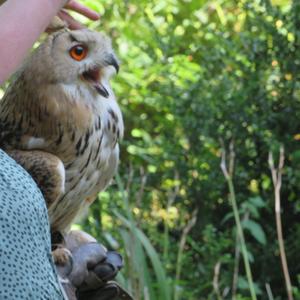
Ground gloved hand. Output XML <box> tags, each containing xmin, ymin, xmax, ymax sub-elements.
<box><xmin>54</xmin><ymin>230</ymin><xmax>133</xmax><ymax>300</ymax></box>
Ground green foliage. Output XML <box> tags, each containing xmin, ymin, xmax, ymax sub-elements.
<box><xmin>75</xmin><ymin>0</ymin><xmax>300</xmax><ymax>299</ymax></box>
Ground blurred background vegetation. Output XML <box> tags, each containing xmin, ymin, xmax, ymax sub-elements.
<box><xmin>2</xmin><ymin>0</ymin><xmax>300</xmax><ymax>299</ymax></box>
<box><xmin>77</xmin><ymin>0</ymin><xmax>300</xmax><ymax>299</ymax></box>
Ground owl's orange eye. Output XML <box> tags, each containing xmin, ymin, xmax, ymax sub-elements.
<box><xmin>69</xmin><ymin>45</ymin><xmax>88</xmax><ymax>61</ymax></box>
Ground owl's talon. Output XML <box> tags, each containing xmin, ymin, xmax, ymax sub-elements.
<box><xmin>53</xmin><ymin>247</ymin><xmax>72</xmax><ymax>266</ymax></box>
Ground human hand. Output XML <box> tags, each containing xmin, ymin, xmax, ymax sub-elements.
<box><xmin>55</xmin><ymin>230</ymin><xmax>133</xmax><ymax>300</ymax></box>
<box><xmin>59</xmin><ymin>0</ymin><xmax>100</xmax><ymax>29</ymax></box>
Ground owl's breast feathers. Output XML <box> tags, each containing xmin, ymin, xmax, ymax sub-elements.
<box><xmin>0</xmin><ymin>74</ymin><xmax>124</xmax><ymax>230</ymax></box>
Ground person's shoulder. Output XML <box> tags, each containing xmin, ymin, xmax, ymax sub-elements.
<box><xmin>0</xmin><ymin>149</ymin><xmax>47</xmax><ymax>215</ymax></box>
<box><xmin>0</xmin><ymin>149</ymin><xmax>39</xmax><ymax>190</ymax></box>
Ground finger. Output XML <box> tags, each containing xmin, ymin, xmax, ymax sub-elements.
<box><xmin>65</xmin><ymin>0</ymin><xmax>100</xmax><ymax>21</ymax></box>
<box><xmin>58</xmin><ymin>10</ymin><xmax>85</xmax><ymax>30</ymax></box>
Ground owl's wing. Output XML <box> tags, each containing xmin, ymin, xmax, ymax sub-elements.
<box><xmin>0</xmin><ymin>117</ymin><xmax>23</xmax><ymax>149</ymax></box>
<box><xmin>6</xmin><ymin>149</ymin><xmax>65</xmax><ymax>207</ymax></box>
<box><xmin>0</xmin><ymin>89</ymin><xmax>31</xmax><ymax>150</ymax></box>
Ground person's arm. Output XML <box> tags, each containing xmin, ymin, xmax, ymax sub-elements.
<box><xmin>0</xmin><ymin>0</ymin><xmax>67</xmax><ymax>84</ymax></box>
<box><xmin>0</xmin><ymin>0</ymin><xmax>99</xmax><ymax>85</ymax></box>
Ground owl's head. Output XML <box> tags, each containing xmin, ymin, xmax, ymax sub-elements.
<box><xmin>25</xmin><ymin>29</ymin><xmax>119</xmax><ymax>98</ymax></box>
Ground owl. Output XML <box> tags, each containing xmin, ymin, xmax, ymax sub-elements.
<box><xmin>0</xmin><ymin>29</ymin><xmax>124</xmax><ymax>235</ymax></box>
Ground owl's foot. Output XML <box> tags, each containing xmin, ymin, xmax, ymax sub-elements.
<box><xmin>53</xmin><ymin>247</ymin><xmax>72</xmax><ymax>265</ymax></box>
<box><xmin>51</xmin><ymin>230</ymin><xmax>72</xmax><ymax>265</ymax></box>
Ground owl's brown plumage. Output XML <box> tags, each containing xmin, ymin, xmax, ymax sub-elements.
<box><xmin>0</xmin><ymin>29</ymin><xmax>124</xmax><ymax>232</ymax></box>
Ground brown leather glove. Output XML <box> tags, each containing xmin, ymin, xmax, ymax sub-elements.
<box><xmin>54</xmin><ymin>230</ymin><xmax>133</xmax><ymax>300</ymax></box>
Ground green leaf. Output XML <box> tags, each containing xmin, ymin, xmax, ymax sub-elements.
<box><xmin>238</xmin><ymin>276</ymin><xmax>262</xmax><ymax>295</ymax></box>
<box><xmin>249</xmin><ymin>196</ymin><xmax>265</xmax><ymax>208</ymax></box>
<box><xmin>242</xmin><ymin>219</ymin><xmax>267</xmax><ymax>245</ymax></box>
<box><xmin>270</xmin><ymin>0</ymin><xmax>292</xmax><ymax>7</ymax></box>
<box><xmin>221</xmin><ymin>212</ymin><xmax>234</xmax><ymax>224</ymax></box>
<box><xmin>114</xmin><ymin>211</ymin><xmax>171</xmax><ymax>300</ymax></box>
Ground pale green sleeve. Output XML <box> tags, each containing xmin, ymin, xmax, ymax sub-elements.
<box><xmin>0</xmin><ymin>150</ymin><xmax>64</xmax><ymax>299</ymax></box>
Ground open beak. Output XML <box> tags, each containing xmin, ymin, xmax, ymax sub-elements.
<box><xmin>82</xmin><ymin>56</ymin><xmax>119</xmax><ymax>98</ymax></box>
<box><xmin>82</xmin><ymin>68</ymin><xmax>109</xmax><ymax>98</ymax></box>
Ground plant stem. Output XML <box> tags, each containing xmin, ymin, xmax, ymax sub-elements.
<box><xmin>220</xmin><ymin>143</ymin><xmax>257</xmax><ymax>300</ymax></box>
<box><xmin>226</xmin><ymin>178</ymin><xmax>257</xmax><ymax>300</ymax></box>
<box><xmin>268</xmin><ymin>147</ymin><xmax>294</xmax><ymax>300</ymax></box>
<box><xmin>174</xmin><ymin>208</ymin><xmax>198</xmax><ymax>300</ymax></box>
<box><xmin>265</xmin><ymin>283</ymin><xmax>274</xmax><ymax>300</ymax></box>
<box><xmin>164</xmin><ymin>171</ymin><xmax>180</xmax><ymax>262</ymax></box>
<box><xmin>232</xmin><ymin>212</ymin><xmax>249</xmax><ymax>299</ymax></box>
<box><xmin>213</xmin><ymin>261</ymin><xmax>223</xmax><ymax>300</ymax></box>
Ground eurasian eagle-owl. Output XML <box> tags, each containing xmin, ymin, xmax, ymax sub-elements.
<box><xmin>0</xmin><ymin>29</ymin><xmax>124</xmax><ymax>233</ymax></box>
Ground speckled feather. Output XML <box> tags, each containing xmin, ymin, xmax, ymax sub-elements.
<box><xmin>0</xmin><ymin>29</ymin><xmax>124</xmax><ymax>232</ymax></box>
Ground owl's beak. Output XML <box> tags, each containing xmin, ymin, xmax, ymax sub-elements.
<box><xmin>82</xmin><ymin>68</ymin><xmax>109</xmax><ymax>98</ymax></box>
<box><xmin>107</xmin><ymin>55</ymin><xmax>119</xmax><ymax>74</ymax></box>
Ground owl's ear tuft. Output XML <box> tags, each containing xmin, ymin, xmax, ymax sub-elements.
<box><xmin>46</xmin><ymin>16</ymin><xmax>68</xmax><ymax>34</ymax></box>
